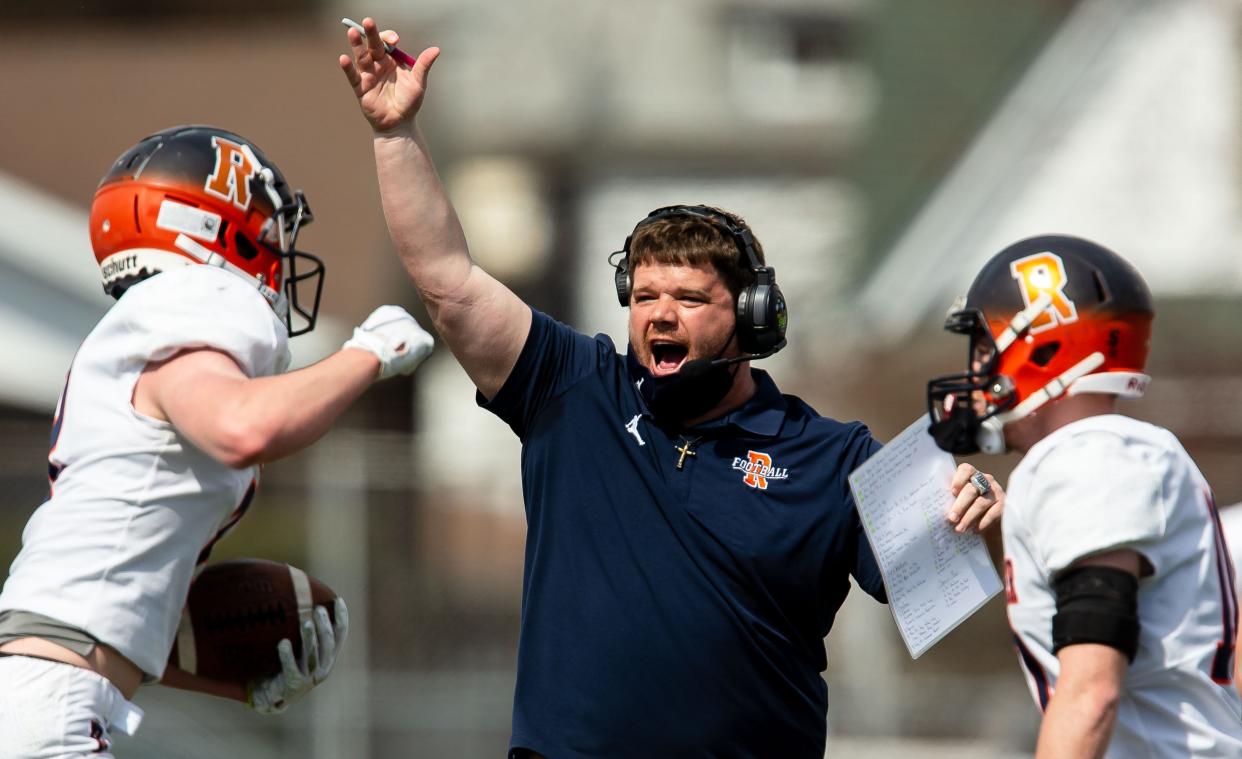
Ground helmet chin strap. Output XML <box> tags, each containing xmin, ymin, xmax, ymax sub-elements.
<box><xmin>978</xmin><ymin>351</ymin><xmax>1107</xmax><ymax>453</ymax></box>
<box><xmin>174</xmin><ymin>234</ymin><xmax>290</xmax><ymax>319</ymax></box>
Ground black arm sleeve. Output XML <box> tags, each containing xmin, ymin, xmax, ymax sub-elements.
<box><xmin>1052</xmin><ymin>565</ymin><xmax>1140</xmax><ymax>663</ymax></box>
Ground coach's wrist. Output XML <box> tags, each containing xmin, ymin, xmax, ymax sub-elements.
<box><xmin>372</xmin><ymin>122</ymin><xmax>419</xmax><ymax>144</ymax></box>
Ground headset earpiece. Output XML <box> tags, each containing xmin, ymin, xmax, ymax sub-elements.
<box><xmin>611</xmin><ymin>245</ymin><xmax>632</xmax><ymax>306</ymax></box>
<box><xmin>614</xmin><ymin>261</ymin><xmax>631</xmax><ymax>307</ymax></box>
<box><xmin>735</xmin><ymin>267</ymin><xmax>788</xmax><ymax>355</ymax></box>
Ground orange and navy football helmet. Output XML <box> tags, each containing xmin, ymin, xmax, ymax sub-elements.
<box><xmin>928</xmin><ymin>235</ymin><xmax>1153</xmax><ymax>454</ymax></box>
<box><xmin>89</xmin><ymin>125</ymin><xmax>323</xmax><ymax>335</ymax></box>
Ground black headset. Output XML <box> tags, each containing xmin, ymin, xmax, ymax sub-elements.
<box><xmin>611</xmin><ymin>205</ymin><xmax>787</xmax><ymax>356</ymax></box>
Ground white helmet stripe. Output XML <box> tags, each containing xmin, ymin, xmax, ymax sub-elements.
<box><xmin>995</xmin><ymin>291</ymin><xmax>1053</xmax><ymax>354</ymax></box>
<box><xmin>257</xmin><ymin>167</ymin><xmax>289</xmax><ymax>252</ymax></box>
<box><xmin>1068</xmin><ymin>371</ymin><xmax>1150</xmax><ymax>399</ymax></box>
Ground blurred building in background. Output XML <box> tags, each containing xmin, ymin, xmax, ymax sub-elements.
<box><xmin>0</xmin><ymin>0</ymin><xmax>1238</xmax><ymax>757</ymax></box>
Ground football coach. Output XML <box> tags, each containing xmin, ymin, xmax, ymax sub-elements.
<box><xmin>340</xmin><ymin>17</ymin><xmax>1004</xmax><ymax>759</ymax></box>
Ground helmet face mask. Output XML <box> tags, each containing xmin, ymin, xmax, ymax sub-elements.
<box><xmin>263</xmin><ymin>188</ymin><xmax>311</xmax><ymax>255</ymax></box>
<box><xmin>90</xmin><ymin>125</ymin><xmax>325</xmax><ymax>336</ymax></box>
<box><xmin>927</xmin><ymin>305</ymin><xmax>1016</xmax><ymax>455</ymax></box>
<box><xmin>927</xmin><ymin>235</ymin><xmax>1154</xmax><ymax>455</ymax></box>
<box><xmin>262</xmin><ymin>188</ymin><xmax>325</xmax><ymax>337</ymax></box>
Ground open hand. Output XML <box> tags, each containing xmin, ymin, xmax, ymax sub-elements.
<box><xmin>338</xmin><ymin>17</ymin><xmax>440</xmax><ymax>133</ymax></box>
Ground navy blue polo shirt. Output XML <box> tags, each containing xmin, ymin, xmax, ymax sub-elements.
<box><xmin>481</xmin><ymin>309</ymin><xmax>886</xmax><ymax>759</ymax></box>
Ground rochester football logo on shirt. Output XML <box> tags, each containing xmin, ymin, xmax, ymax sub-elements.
<box><xmin>732</xmin><ymin>451</ymin><xmax>789</xmax><ymax>490</ymax></box>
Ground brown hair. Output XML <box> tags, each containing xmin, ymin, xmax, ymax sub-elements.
<box><xmin>627</xmin><ymin>207</ymin><xmax>765</xmax><ymax>299</ymax></box>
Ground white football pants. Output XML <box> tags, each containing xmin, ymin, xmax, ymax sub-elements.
<box><xmin>0</xmin><ymin>655</ymin><xmax>143</xmax><ymax>758</ymax></box>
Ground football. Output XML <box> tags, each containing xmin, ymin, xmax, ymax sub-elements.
<box><xmin>168</xmin><ymin>558</ymin><xmax>338</xmax><ymax>684</ymax></box>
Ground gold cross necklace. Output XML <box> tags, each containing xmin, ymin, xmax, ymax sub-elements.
<box><xmin>674</xmin><ymin>436</ymin><xmax>702</xmax><ymax>470</ymax></box>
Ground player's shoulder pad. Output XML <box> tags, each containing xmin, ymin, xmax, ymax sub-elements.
<box><xmin>120</xmin><ymin>266</ymin><xmax>287</xmax><ymax>377</ymax></box>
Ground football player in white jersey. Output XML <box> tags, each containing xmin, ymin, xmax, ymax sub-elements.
<box><xmin>927</xmin><ymin>235</ymin><xmax>1242</xmax><ymax>759</ymax></box>
<box><xmin>0</xmin><ymin>125</ymin><xmax>434</xmax><ymax>758</ymax></box>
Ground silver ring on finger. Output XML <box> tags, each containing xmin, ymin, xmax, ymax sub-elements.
<box><xmin>969</xmin><ymin>470</ymin><xmax>991</xmax><ymax>497</ymax></box>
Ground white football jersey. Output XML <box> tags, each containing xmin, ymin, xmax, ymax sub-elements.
<box><xmin>0</xmin><ymin>265</ymin><xmax>289</xmax><ymax>678</ymax></box>
<box><xmin>1003</xmin><ymin>414</ymin><xmax>1242</xmax><ymax>758</ymax></box>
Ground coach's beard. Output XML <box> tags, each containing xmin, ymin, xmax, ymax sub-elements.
<box><xmin>626</xmin><ymin>347</ymin><xmax>737</xmax><ymax>425</ymax></box>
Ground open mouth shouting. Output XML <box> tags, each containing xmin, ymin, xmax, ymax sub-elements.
<box><xmin>649</xmin><ymin>340</ymin><xmax>689</xmax><ymax>376</ymax></box>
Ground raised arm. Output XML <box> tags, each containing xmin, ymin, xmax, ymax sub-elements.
<box><xmin>338</xmin><ymin>17</ymin><xmax>531</xmax><ymax>400</ymax></box>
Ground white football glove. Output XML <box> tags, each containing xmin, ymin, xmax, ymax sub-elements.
<box><xmin>247</xmin><ymin>597</ymin><xmax>349</xmax><ymax>715</ymax></box>
<box><xmin>343</xmin><ymin>305</ymin><xmax>435</xmax><ymax>380</ymax></box>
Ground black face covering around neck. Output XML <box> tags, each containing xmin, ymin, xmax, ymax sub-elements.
<box><xmin>626</xmin><ymin>349</ymin><xmax>737</xmax><ymax>425</ymax></box>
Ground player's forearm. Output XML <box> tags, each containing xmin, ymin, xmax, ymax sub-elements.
<box><xmin>159</xmin><ymin>664</ymin><xmax>247</xmax><ymax>703</ymax></box>
<box><xmin>1034</xmin><ymin>686</ymin><xmax>1119</xmax><ymax>759</ymax></box>
<box><xmin>223</xmin><ymin>349</ymin><xmax>380</xmax><ymax>466</ymax></box>
<box><xmin>373</xmin><ymin>125</ymin><xmax>473</xmax><ymax>308</ymax></box>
